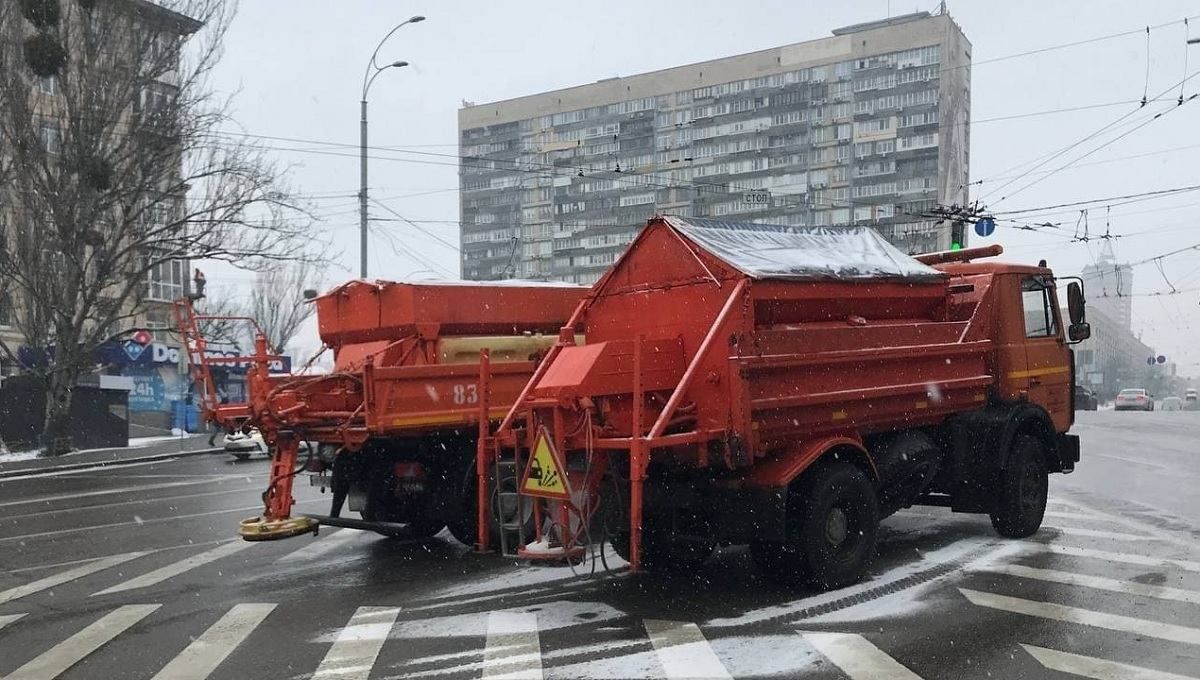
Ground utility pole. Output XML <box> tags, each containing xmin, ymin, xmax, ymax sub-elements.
<box><xmin>359</xmin><ymin>99</ymin><xmax>369</xmax><ymax>278</ymax></box>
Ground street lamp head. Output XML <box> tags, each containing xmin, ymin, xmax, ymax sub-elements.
<box><xmin>391</xmin><ymin>60</ymin><xmax>409</xmax><ymax>68</ymax></box>
<box><xmin>410</xmin><ymin>15</ymin><xmax>426</xmax><ymax>23</ymax></box>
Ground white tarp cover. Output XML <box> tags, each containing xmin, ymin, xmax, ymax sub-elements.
<box><xmin>664</xmin><ymin>216</ymin><xmax>945</xmax><ymax>281</ymax></box>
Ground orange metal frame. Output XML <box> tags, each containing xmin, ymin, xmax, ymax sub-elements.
<box><xmin>492</xmin><ymin>218</ymin><xmax>1065</xmax><ymax>572</ymax></box>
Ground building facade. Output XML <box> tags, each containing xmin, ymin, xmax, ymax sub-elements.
<box><xmin>1081</xmin><ymin>247</ymin><xmax>1134</xmax><ymax>331</ymax></box>
<box><xmin>0</xmin><ymin>0</ymin><xmax>201</xmax><ymax>432</ymax></box>
<box><xmin>458</xmin><ymin>12</ymin><xmax>971</xmax><ymax>283</ymax></box>
<box><xmin>1072</xmin><ymin>306</ymin><xmax>1154</xmax><ymax>401</ymax></box>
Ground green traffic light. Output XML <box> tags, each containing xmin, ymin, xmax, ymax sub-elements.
<box><xmin>950</xmin><ymin>242</ymin><xmax>963</xmax><ymax>251</ymax></box>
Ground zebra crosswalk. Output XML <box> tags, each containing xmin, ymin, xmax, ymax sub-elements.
<box><xmin>1</xmin><ymin>500</ymin><xmax>1198</xmax><ymax>678</ymax></box>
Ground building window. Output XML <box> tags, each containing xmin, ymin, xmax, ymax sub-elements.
<box><xmin>145</xmin><ymin>259</ymin><xmax>186</xmax><ymax>302</ymax></box>
<box><xmin>1021</xmin><ymin>276</ymin><xmax>1060</xmax><ymax>338</ymax></box>
<box><xmin>0</xmin><ymin>291</ymin><xmax>12</xmax><ymax>326</ymax></box>
<box><xmin>38</xmin><ymin>121</ymin><xmax>61</xmax><ymax>155</ymax></box>
<box><xmin>38</xmin><ymin>75</ymin><xmax>58</xmax><ymax>95</ymax></box>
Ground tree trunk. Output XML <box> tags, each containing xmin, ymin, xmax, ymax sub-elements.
<box><xmin>41</xmin><ymin>371</ymin><xmax>76</xmax><ymax>456</ymax></box>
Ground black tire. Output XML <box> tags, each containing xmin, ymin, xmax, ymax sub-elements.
<box><xmin>989</xmin><ymin>435</ymin><xmax>1049</xmax><ymax>538</ymax></box>
<box><xmin>445</xmin><ymin>460</ymin><xmax>532</xmax><ymax>548</ymax></box>
<box><xmin>757</xmin><ymin>461</ymin><xmax>879</xmax><ymax>590</ymax></box>
<box><xmin>231</xmin><ymin>452</ymin><xmax>250</xmax><ymax>461</ymax></box>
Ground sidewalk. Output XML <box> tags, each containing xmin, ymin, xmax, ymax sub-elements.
<box><xmin>0</xmin><ymin>434</ymin><xmax>223</xmax><ymax>479</ymax></box>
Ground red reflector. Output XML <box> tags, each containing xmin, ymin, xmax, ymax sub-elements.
<box><xmin>393</xmin><ymin>461</ymin><xmax>425</xmax><ymax>479</ymax></box>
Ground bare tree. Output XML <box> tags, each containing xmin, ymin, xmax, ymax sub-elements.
<box><xmin>0</xmin><ymin>0</ymin><xmax>318</xmax><ymax>453</ymax></box>
<box><xmin>195</xmin><ymin>284</ymin><xmax>248</xmax><ymax>347</ymax></box>
<box><xmin>249</xmin><ymin>260</ymin><xmax>321</xmax><ymax>355</ymax></box>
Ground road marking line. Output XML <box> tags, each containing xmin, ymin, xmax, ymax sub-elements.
<box><xmin>1042</xmin><ymin>525</ymin><xmax>1154</xmax><ymax>541</ymax></box>
<box><xmin>0</xmin><ymin>459</ymin><xmax>181</xmax><ymax>480</ymax></box>
<box><xmin>0</xmin><ymin>478</ymin><xmax>249</xmax><ymax>509</ymax></box>
<box><xmin>0</xmin><ymin>613</ymin><xmax>26</xmax><ymax>631</ymax></box>
<box><xmin>483</xmin><ymin>612</ymin><xmax>542</xmax><ymax>680</ymax></box>
<box><xmin>801</xmin><ymin>632</ymin><xmax>924</xmax><ymax>680</ymax></box>
<box><xmin>92</xmin><ymin>541</ymin><xmax>254</xmax><ymax>596</ymax></box>
<box><xmin>0</xmin><ymin>499</ymin><xmax>323</xmax><ymax>544</ymax></box>
<box><xmin>979</xmin><ymin>564</ymin><xmax>1200</xmax><ymax>604</ymax></box>
<box><xmin>959</xmin><ymin>588</ymin><xmax>1200</xmax><ymax>645</ymax></box>
<box><xmin>312</xmin><ymin>606</ymin><xmax>400</xmax><ymax>680</ymax></box>
<box><xmin>150</xmin><ymin>603</ymin><xmax>275</xmax><ymax>680</ymax></box>
<box><xmin>1054</xmin><ymin>498</ymin><xmax>1198</xmax><ymax>550</ymax></box>
<box><xmin>0</xmin><ymin>551</ymin><xmax>149</xmax><ymax>605</ymax></box>
<box><xmin>644</xmin><ymin>619</ymin><xmax>732</xmax><ymax>680</ymax></box>
<box><xmin>277</xmin><ymin>529</ymin><xmax>357</xmax><ymax>563</ymax></box>
<box><xmin>2</xmin><ymin>488</ymin><xmax>254</xmax><ymax>522</ymax></box>
<box><xmin>1034</xmin><ymin>544</ymin><xmax>1200</xmax><ymax>573</ymax></box>
<box><xmin>3</xmin><ymin>604</ymin><xmax>160</xmax><ymax>680</ymax></box>
<box><xmin>1022</xmin><ymin>643</ymin><xmax>1199</xmax><ymax>680</ymax></box>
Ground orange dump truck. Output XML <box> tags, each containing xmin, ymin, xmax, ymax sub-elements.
<box><xmin>180</xmin><ymin>280</ymin><xmax>585</xmax><ymax>543</ymax></box>
<box><xmin>489</xmin><ymin>216</ymin><xmax>1090</xmax><ymax>589</ymax></box>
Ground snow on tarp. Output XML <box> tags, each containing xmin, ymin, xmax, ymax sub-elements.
<box><xmin>664</xmin><ymin>216</ymin><xmax>945</xmax><ymax>281</ymax></box>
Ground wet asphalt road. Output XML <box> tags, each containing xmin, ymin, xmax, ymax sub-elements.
<box><xmin>0</xmin><ymin>410</ymin><xmax>1198</xmax><ymax>679</ymax></box>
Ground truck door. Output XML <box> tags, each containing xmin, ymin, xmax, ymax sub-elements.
<box><xmin>1019</xmin><ymin>275</ymin><xmax>1071</xmax><ymax>431</ymax></box>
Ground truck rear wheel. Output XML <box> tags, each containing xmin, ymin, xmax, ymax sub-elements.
<box><xmin>990</xmin><ymin>435</ymin><xmax>1048</xmax><ymax>538</ymax></box>
<box><xmin>756</xmin><ymin>461</ymin><xmax>879</xmax><ymax>590</ymax></box>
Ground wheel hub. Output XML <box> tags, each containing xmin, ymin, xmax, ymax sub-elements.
<box><xmin>825</xmin><ymin>507</ymin><xmax>849</xmax><ymax>546</ymax></box>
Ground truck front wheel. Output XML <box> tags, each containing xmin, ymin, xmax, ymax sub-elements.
<box><xmin>990</xmin><ymin>435</ymin><xmax>1048</xmax><ymax>538</ymax></box>
<box><xmin>755</xmin><ymin>461</ymin><xmax>879</xmax><ymax>590</ymax></box>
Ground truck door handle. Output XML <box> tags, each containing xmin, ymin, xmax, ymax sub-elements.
<box><xmin>1029</xmin><ymin>377</ymin><xmax>1042</xmax><ymax>386</ymax></box>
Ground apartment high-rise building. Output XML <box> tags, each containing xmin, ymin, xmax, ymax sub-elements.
<box><xmin>458</xmin><ymin>11</ymin><xmax>971</xmax><ymax>283</ymax></box>
<box><xmin>1081</xmin><ymin>245</ymin><xmax>1134</xmax><ymax>331</ymax></box>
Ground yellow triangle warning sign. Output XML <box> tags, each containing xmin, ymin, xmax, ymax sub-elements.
<box><xmin>521</xmin><ymin>428</ymin><xmax>571</xmax><ymax>500</ymax></box>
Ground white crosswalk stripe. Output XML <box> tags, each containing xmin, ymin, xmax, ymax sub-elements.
<box><xmin>1034</xmin><ymin>543</ymin><xmax>1200</xmax><ymax>573</ymax></box>
<box><xmin>644</xmin><ymin>619</ymin><xmax>733</xmax><ymax>680</ymax></box>
<box><xmin>0</xmin><ymin>613</ymin><xmax>26</xmax><ymax>631</ymax></box>
<box><xmin>276</xmin><ymin>528</ymin><xmax>358</xmax><ymax>563</ymax></box>
<box><xmin>1022</xmin><ymin>644</ymin><xmax>1200</xmax><ymax>680</ymax></box>
<box><xmin>959</xmin><ymin>588</ymin><xmax>1200</xmax><ymax>645</ymax></box>
<box><xmin>92</xmin><ymin>540</ymin><xmax>254</xmax><ymax>596</ymax></box>
<box><xmin>312</xmin><ymin>606</ymin><xmax>401</xmax><ymax>680</ymax></box>
<box><xmin>802</xmin><ymin>632</ymin><xmax>925</xmax><ymax>680</ymax></box>
<box><xmin>0</xmin><ymin>551</ymin><xmax>148</xmax><ymax>605</ymax></box>
<box><xmin>483</xmin><ymin>612</ymin><xmax>542</xmax><ymax>680</ymax></box>
<box><xmin>3</xmin><ymin>604</ymin><xmax>160</xmax><ymax>680</ymax></box>
<box><xmin>979</xmin><ymin>563</ymin><xmax>1200</xmax><ymax>604</ymax></box>
<box><xmin>150</xmin><ymin>603</ymin><xmax>275</xmax><ymax>680</ymax></box>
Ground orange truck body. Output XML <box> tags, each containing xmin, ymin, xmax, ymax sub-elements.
<box><xmin>185</xmin><ymin>280</ymin><xmax>585</xmax><ymax>540</ymax></box>
<box><xmin>491</xmin><ymin>216</ymin><xmax>1084</xmax><ymax>585</ymax></box>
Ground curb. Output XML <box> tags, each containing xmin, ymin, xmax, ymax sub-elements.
<box><xmin>0</xmin><ymin>447</ymin><xmax>225</xmax><ymax>480</ymax></box>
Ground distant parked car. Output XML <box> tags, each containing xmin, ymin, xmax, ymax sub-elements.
<box><xmin>225</xmin><ymin>430</ymin><xmax>312</xmax><ymax>461</ymax></box>
<box><xmin>1160</xmin><ymin>397</ymin><xmax>1184</xmax><ymax>411</ymax></box>
<box><xmin>1073</xmin><ymin>385</ymin><xmax>1098</xmax><ymax>411</ymax></box>
<box><xmin>1114</xmin><ymin>388</ymin><xmax>1154</xmax><ymax>412</ymax></box>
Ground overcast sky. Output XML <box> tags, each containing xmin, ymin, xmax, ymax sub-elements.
<box><xmin>204</xmin><ymin>0</ymin><xmax>1200</xmax><ymax>373</ymax></box>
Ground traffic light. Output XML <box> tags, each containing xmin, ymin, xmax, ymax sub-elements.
<box><xmin>950</xmin><ymin>221</ymin><xmax>965</xmax><ymax>251</ymax></box>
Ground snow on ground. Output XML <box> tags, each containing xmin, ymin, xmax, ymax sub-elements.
<box><xmin>128</xmin><ymin>435</ymin><xmax>192</xmax><ymax>447</ymax></box>
<box><xmin>705</xmin><ymin>536</ymin><xmax>1003</xmax><ymax>629</ymax></box>
<box><xmin>0</xmin><ymin>434</ymin><xmax>194</xmax><ymax>463</ymax></box>
<box><xmin>419</xmin><ymin>543</ymin><xmax>628</xmax><ymax>602</ymax></box>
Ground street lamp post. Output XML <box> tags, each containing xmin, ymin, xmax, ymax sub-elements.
<box><xmin>359</xmin><ymin>15</ymin><xmax>425</xmax><ymax>278</ymax></box>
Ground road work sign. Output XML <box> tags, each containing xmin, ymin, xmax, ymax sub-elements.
<box><xmin>521</xmin><ymin>428</ymin><xmax>571</xmax><ymax>500</ymax></box>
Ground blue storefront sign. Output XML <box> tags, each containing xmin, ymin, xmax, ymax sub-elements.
<box><xmin>126</xmin><ymin>366</ymin><xmax>169</xmax><ymax>412</ymax></box>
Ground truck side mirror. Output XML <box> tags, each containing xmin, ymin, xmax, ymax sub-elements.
<box><xmin>1067</xmin><ymin>281</ymin><xmax>1085</xmax><ymax>325</ymax></box>
<box><xmin>1068</xmin><ymin>322</ymin><xmax>1090</xmax><ymax>342</ymax></box>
